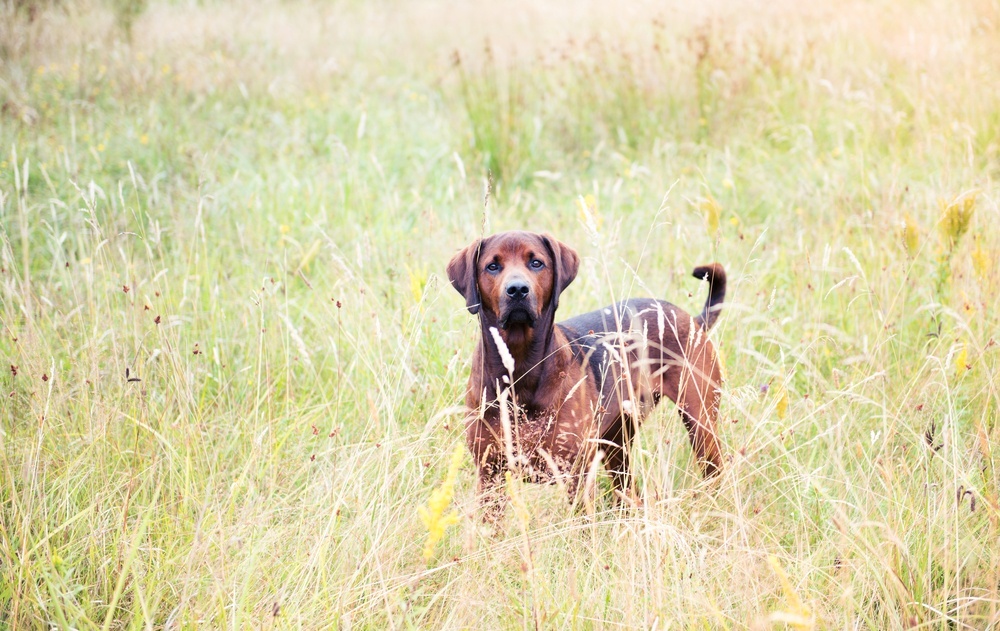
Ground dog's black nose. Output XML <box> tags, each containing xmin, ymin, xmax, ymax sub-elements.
<box><xmin>505</xmin><ymin>281</ymin><xmax>530</xmax><ymax>299</ymax></box>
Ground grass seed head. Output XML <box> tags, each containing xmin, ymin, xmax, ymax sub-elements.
<box><xmin>504</xmin><ymin>470</ymin><xmax>531</xmax><ymax>529</ymax></box>
<box><xmin>767</xmin><ymin>555</ymin><xmax>814</xmax><ymax>629</ymax></box>
<box><xmin>577</xmin><ymin>194</ymin><xmax>602</xmax><ymax>238</ymax></box>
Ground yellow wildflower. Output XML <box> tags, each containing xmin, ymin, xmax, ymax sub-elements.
<box><xmin>971</xmin><ymin>235</ymin><xmax>990</xmax><ymax>280</ymax></box>
<box><xmin>776</xmin><ymin>383</ymin><xmax>789</xmax><ymax>420</ymax></box>
<box><xmin>954</xmin><ymin>342</ymin><xmax>968</xmax><ymax>377</ymax></box>
<box><xmin>418</xmin><ymin>444</ymin><xmax>464</xmax><ymax>562</ymax></box>
<box><xmin>902</xmin><ymin>214</ymin><xmax>920</xmax><ymax>257</ymax></box>
<box><xmin>699</xmin><ymin>194</ymin><xmax>721</xmax><ymax>237</ymax></box>
<box><xmin>407</xmin><ymin>264</ymin><xmax>428</xmax><ymax>307</ymax></box>
<box><xmin>938</xmin><ymin>191</ymin><xmax>977</xmax><ymax>248</ymax></box>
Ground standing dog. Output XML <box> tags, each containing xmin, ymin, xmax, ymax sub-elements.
<box><xmin>447</xmin><ymin>231</ymin><xmax>725</xmax><ymax>518</ymax></box>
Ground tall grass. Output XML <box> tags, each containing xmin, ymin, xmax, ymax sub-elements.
<box><xmin>1</xmin><ymin>0</ymin><xmax>999</xmax><ymax>628</ymax></box>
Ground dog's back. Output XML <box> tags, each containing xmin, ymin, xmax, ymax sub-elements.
<box><xmin>557</xmin><ymin>267</ymin><xmax>726</xmax><ymax>467</ymax></box>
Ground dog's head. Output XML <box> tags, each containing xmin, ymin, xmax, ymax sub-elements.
<box><xmin>447</xmin><ymin>231</ymin><xmax>580</xmax><ymax>341</ymax></box>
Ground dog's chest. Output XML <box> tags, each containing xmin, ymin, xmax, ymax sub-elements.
<box><xmin>485</xmin><ymin>404</ymin><xmax>594</xmax><ymax>479</ymax></box>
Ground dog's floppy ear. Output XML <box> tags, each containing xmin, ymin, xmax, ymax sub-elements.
<box><xmin>540</xmin><ymin>233</ymin><xmax>580</xmax><ymax>312</ymax></box>
<box><xmin>447</xmin><ymin>239</ymin><xmax>483</xmax><ymax>315</ymax></box>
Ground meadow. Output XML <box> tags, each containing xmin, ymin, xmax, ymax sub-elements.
<box><xmin>1</xmin><ymin>0</ymin><xmax>999</xmax><ymax>628</ymax></box>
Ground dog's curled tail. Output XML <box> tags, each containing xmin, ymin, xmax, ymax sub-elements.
<box><xmin>692</xmin><ymin>263</ymin><xmax>726</xmax><ymax>330</ymax></box>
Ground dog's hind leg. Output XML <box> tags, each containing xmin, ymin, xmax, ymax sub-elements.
<box><xmin>676</xmin><ymin>360</ymin><xmax>723</xmax><ymax>477</ymax></box>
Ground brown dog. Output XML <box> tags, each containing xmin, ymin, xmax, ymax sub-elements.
<box><xmin>447</xmin><ymin>231</ymin><xmax>725</xmax><ymax>518</ymax></box>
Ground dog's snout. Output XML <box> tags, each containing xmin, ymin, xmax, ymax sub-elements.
<box><xmin>505</xmin><ymin>280</ymin><xmax>530</xmax><ymax>299</ymax></box>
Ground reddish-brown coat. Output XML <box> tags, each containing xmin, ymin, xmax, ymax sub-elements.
<box><xmin>448</xmin><ymin>231</ymin><xmax>725</xmax><ymax>519</ymax></box>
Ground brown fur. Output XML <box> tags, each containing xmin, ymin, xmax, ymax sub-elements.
<box><xmin>447</xmin><ymin>231</ymin><xmax>725</xmax><ymax>519</ymax></box>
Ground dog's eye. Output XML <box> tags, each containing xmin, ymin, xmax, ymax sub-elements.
<box><xmin>485</xmin><ymin>262</ymin><xmax>500</xmax><ymax>273</ymax></box>
<box><xmin>530</xmin><ymin>259</ymin><xmax>544</xmax><ymax>269</ymax></box>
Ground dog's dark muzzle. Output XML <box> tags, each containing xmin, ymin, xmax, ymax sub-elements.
<box><xmin>500</xmin><ymin>278</ymin><xmax>537</xmax><ymax>328</ymax></box>
<box><xmin>501</xmin><ymin>306</ymin><xmax>535</xmax><ymax>329</ymax></box>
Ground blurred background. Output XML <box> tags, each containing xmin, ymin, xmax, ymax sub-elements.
<box><xmin>1</xmin><ymin>0</ymin><xmax>999</xmax><ymax>628</ymax></box>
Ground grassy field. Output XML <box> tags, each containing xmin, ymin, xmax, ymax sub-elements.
<box><xmin>1</xmin><ymin>0</ymin><xmax>999</xmax><ymax>628</ymax></box>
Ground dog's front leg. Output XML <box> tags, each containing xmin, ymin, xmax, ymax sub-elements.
<box><xmin>477</xmin><ymin>459</ymin><xmax>508</xmax><ymax>524</ymax></box>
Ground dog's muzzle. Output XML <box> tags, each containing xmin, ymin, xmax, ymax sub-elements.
<box><xmin>501</xmin><ymin>306</ymin><xmax>535</xmax><ymax>329</ymax></box>
<box><xmin>499</xmin><ymin>278</ymin><xmax>537</xmax><ymax>329</ymax></box>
